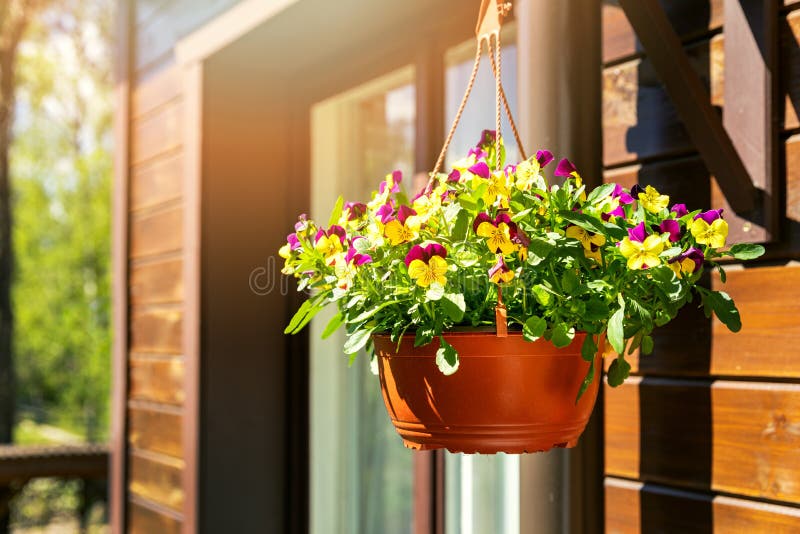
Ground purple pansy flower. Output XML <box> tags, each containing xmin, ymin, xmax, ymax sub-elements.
<box><xmin>379</xmin><ymin>170</ymin><xmax>403</xmax><ymax>195</ymax></box>
<box><xmin>630</xmin><ymin>184</ymin><xmax>644</xmax><ymax>198</ymax></box>
<box><xmin>628</xmin><ymin>222</ymin><xmax>648</xmax><ymax>243</ymax></box>
<box><xmin>669</xmin><ymin>247</ymin><xmax>704</xmax><ymax>273</ymax></box>
<box><xmin>344</xmin><ymin>202</ymin><xmax>367</xmax><ymax>221</ymax></box>
<box><xmin>658</xmin><ymin>219</ymin><xmax>682</xmax><ymax>242</ymax></box>
<box><xmin>345</xmin><ymin>238</ymin><xmax>372</xmax><ymax>266</ymax></box>
<box><xmin>396</xmin><ymin>205</ymin><xmax>417</xmax><ymax>224</ymax></box>
<box><xmin>376</xmin><ymin>201</ymin><xmax>395</xmax><ymax>224</ymax></box>
<box><xmin>555</xmin><ymin>158</ymin><xmax>577</xmax><ymax>177</ymax></box>
<box><xmin>671</xmin><ymin>203</ymin><xmax>688</xmax><ymax>218</ymax></box>
<box><xmin>468</xmin><ymin>147</ymin><xmax>488</xmax><ymax>159</ymax></box>
<box><xmin>468</xmin><ymin>161</ymin><xmax>491</xmax><ymax>179</ymax></box>
<box><xmin>612</xmin><ymin>184</ymin><xmax>634</xmax><ymax>205</ymax></box>
<box><xmin>314</xmin><ymin>225</ymin><xmax>347</xmax><ymax>245</ymax></box>
<box><xmin>448</xmin><ymin>169</ymin><xmax>461</xmax><ymax>182</ymax></box>
<box><xmin>404</xmin><ymin>242</ymin><xmax>447</xmax><ymax>267</ymax></box>
<box><xmin>536</xmin><ymin>150</ymin><xmax>554</xmax><ymax>168</ymax></box>
<box><xmin>294</xmin><ymin>214</ymin><xmax>309</xmax><ymax>232</ymax></box>
<box><xmin>287</xmin><ymin>233</ymin><xmax>301</xmax><ymax>251</ymax></box>
<box><xmin>694</xmin><ymin>209</ymin><xmax>724</xmax><ymax>223</ymax></box>
<box><xmin>602</xmin><ymin>205</ymin><xmax>626</xmax><ymax>222</ymax></box>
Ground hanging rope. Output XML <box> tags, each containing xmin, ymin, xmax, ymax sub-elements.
<box><xmin>487</xmin><ymin>38</ymin><xmax>527</xmax><ymax>161</ymax></box>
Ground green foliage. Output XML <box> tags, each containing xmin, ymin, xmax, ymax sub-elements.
<box><xmin>11</xmin><ymin>0</ymin><xmax>113</xmax><ymax>443</ymax></box>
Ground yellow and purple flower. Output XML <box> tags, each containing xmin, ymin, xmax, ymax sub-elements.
<box><xmin>405</xmin><ymin>242</ymin><xmax>448</xmax><ymax>287</ymax></box>
<box><xmin>473</xmin><ymin>212</ymin><xmax>517</xmax><ymax>255</ymax></box>
<box><xmin>618</xmin><ymin>223</ymin><xmax>664</xmax><ymax>270</ymax></box>
<box><xmin>690</xmin><ymin>209</ymin><xmax>728</xmax><ymax>248</ymax></box>
<box><xmin>384</xmin><ymin>205</ymin><xmax>420</xmax><ymax>245</ymax></box>
<box><xmin>658</xmin><ymin>219</ymin><xmax>682</xmax><ymax>242</ymax></box>
<box><xmin>315</xmin><ymin>225</ymin><xmax>347</xmax><ymax>265</ymax></box>
<box><xmin>566</xmin><ymin>225</ymin><xmax>606</xmax><ymax>262</ymax></box>
<box><xmin>488</xmin><ymin>255</ymin><xmax>514</xmax><ymax>284</ymax></box>
<box><xmin>637</xmin><ymin>185</ymin><xmax>670</xmax><ymax>214</ymax></box>
<box><xmin>602</xmin><ymin>184</ymin><xmax>634</xmax><ymax>221</ymax></box>
<box><xmin>671</xmin><ymin>203</ymin><xmax>688</xmax><ymax>217</ymax></box>
<box><xmin>668</xmin><ymin>247</ymin><xmax>704</xmax><ymax>278</ymax></box>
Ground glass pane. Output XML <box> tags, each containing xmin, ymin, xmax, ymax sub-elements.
<box><xmin>310</xmin><ymin>67</ymin><xmax>416</xmax><ymax>534</ymax></box>
<box><xmin>443</xmin><ymin>27</ymin><xmax>521</xmax><ymax>534</ymax></box>
<box><xmin>445</xmin><ymin>25</ymin><xmax>519</xmax><ymax>167</ymax></box>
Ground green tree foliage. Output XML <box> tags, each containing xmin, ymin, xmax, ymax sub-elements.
<box><xmin>11</xmin><ymin>0</ymin><xmax>112</xmax><ymax>443</ymax></box>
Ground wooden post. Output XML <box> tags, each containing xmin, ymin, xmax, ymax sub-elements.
<box><xmin>517</xmin><ymin>0</ymin><xmax>603</xmax><ymax>533</ymax></box>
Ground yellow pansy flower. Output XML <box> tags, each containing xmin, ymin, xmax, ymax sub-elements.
<box><xmin>637</xmin><ymin>185</ymin><xmax>670</xmax><ymax>214</ymax></box>
<box><xmin>690</xmin><ymin>218</ymin><xmax>728</xmax><ymax>248</ymax></box>
<box><xmin>619</xmin><ymin>235</ymin><xmax>665</xmax><ymax>270</ymax></box>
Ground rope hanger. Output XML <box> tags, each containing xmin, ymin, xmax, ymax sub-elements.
<box><xmin>429</xmin><ymin>0</ymin><xmax>527</xmax><ymax>183</ymax></box>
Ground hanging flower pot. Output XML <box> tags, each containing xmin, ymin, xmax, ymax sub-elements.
<box><xmin>280</xmin><ymin>0</ymin><xmax>764</xmax><ymax>454</ymax></box>
<box><xmin>374</xmin><ymin>331</ymin><xmax>603</xmax><ymax>453</ymax></box>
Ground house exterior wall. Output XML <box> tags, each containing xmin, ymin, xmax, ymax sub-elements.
<box><xmin>121</xmin><ymin>1</ymin><xmax>242</xmax><ymax>532</ymax></box>
<box><xmin>601</xmin><ymin>1</ymin><xmax>800</xmax><ymax>531</ymax></box>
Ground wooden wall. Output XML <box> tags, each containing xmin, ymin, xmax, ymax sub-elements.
<box><xmin>602</xmin><ymin>1</ymin><xmax>800</xmax><ymax>531</ymax></box>
<box><xmin>123</xmin><ymin>1</ymin><xmax>241</xmax><ymax>532</ymax></box>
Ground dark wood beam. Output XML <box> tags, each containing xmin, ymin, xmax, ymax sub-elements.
<box><xmin>618</xmin><ymin>0</ymin><xmax>758</xmax><ymax>214</ymax></box>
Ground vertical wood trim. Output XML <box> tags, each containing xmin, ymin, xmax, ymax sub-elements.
<box><xmin>412</xmin><ymin>43</ymin><xmax>446</xmax><ymax>534</ymax></box>
<box><xmin>111</xmin><ymin>1</ymin><xmax>134</xmax><ymax>531</ymax></box>
<box><xmin>181</xmin><ymin>60</ymin><xmax>203</xmax><ymax>534</ymax></box>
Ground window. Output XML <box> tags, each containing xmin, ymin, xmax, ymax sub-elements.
<box><xmin>310</xmin><ymin>67</ymin><xmax>416</xmax><ymax>534</ymax></box>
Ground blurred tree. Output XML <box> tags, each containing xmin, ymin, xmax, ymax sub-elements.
<box><xmin>0</xmin><ymin>0</ymin><xmax>52</xmax><ymax>446</ymax></box>
<box><xmin>11</xmin><ymin>0</ymin><xmax>112</xmax><ymax>442</ymax></box>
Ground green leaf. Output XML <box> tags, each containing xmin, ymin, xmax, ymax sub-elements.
<box><xmin>327</xmin><ymin>195</ymin><xmax>345</xmax><ymax>227</ymax></box>
<box><xmin>451</xmin><ymin>210</ymin><xmax>470</xmax><ymax>241</ymax></box>
<box><xmin>414</xmin><ymin>327</ymin><xmax>435</xmax><ymax>347</ymax></box>
<box><xmin>343</xmin><ymin>327</ymin><xmax>375</xmax><ymax>355</ymax></box>
<box><xmin>586</xmin><ymin>182</ymin><xmax>615</xmax><ymax>204</ymax></box>
<box><xmin>705</xmin><ymin>290</ymin><xmax>742</xmax><ymax>332</ymax></box>
<box><xmin>523</xmin><ymin>315</ymin><xmax>547</xmax><ymax>342</ymax></box>
<box><xmin>581</xmin><ymin>335</ymin><xmax>598</xmax><ymax>362</ymax></box>
<box><xmin>511</xmin><ymin>208</ymin><xmax>533</xmax><ymax>222</ymax></box>
<box><xmin>321</xmin><ymin>312</ymin><xmax>343</xmax><ymax>339</ymax></box>
<box><xmin>559</xmin><ymin>210</ymin><xmax>607</xmax><ymax>235</ymax></box>
<box><xmin>607</xmin><ymin>357</ymin><xmax>631</xmax><ymax>387</ymax></box>
<box><xmin>346</xmin><ymin>300</ymin><xmax>398</xmax><ymax>324</ymax></box>
<box><xmin>426</xmin><ymin>284</ymin><xmax>445</xmax><ymax>301</ymax></box>
<box><xmin>607</xmin><ymin>299</ymin><xmax>626</xmax><ymax>355</ymax></box>
<box><xmin>526</xmin><ymin>236</ymin><xmax>556</xmax><ymax>265</ymax></box>
<box><xmin>641</xmin><ymin>335</ymin><xmax>654</xmax><ymax>355</ymax></box>
<box><xmin>435</xmin><ymin>337</ymin><xmax>460</xmax><ymax>375</ymax></box>
<box><xmin>442</xmin><ymin>293</ymin><xmax>466</xmax><ymax>322</ymax></box>
<box><xmin>575</xmin><ymin>359</ymin><xmax>596</xmax><ymax>402</ymax></box>
<box><xmin>728</xmin><ymin>243</ymin><xmax>765</xmax><ymax>260</ymax></box>
<box><xmin>716</xmin><ymin>263</ymin><xmax>727</xmax><ymax>283</ymax></box>
<box><xmin>551</xmin><ymin>323</ymin><xmax>576</xmax><ymax>348</ymax></box>
<box><xmin>562</xmin><ymin>269</ymin><xmax>579</xmax><ymax>294</ymax></box>
<box><xmin>531</xmin><ymin>284</ymin><xmax>554</xmax><ymax>306</ymax></box>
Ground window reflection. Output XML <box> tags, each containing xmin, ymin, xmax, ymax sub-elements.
<box><xmin>310</xmin><ymin>67</ymin><xmax>416</xmax><ymax>534</ymax></box>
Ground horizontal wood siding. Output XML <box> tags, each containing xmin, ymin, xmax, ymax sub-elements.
<box><xmin>602</xmin><ymin>2</ymin><xmax>800</xmax><ymax>531</ymax></box>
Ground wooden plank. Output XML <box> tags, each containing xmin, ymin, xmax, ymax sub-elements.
<box><xmin>130</xmin><ymin>308</ymin><xmax>182</xmax><ymax>354</ymax></box>
<box><xmin>605</xmin><ymin>378</ymin><xmax>800</xmax><ymax>504</ymax></box>
<box><xmin>128</xmin><ymin>451</ymin><xmax>184</xmax><ymax>512</ymax></box>
<box><xmin>129</xmin><ymin>358</ymin><xmax>185</xmax><ymax>405</ymax></box>
<box><xmin>128</xmin><ymin>500</ymin><xmax>182</xmax><ymax>534</ymax></box>
<box><xmin>131</xmin><ymin>151</ymin><xmax>183</xmax><ymax>211</ymax></box>
<box><xmin>130</xmin><ymin>258</ymin><xmax>184</xmax><ymax>306</ymax></box>
<box><xmin>617</xmin><ymin>0</ymin><xmax>756</xmax><ymax>212</ymax></box>
<box><xmin>783</xmin><ymin>10</ymin><xmax>800</xmax><ymax>130</ymax></box>
<box><xmin>128</xmin><ymin>406</ymin><xmax>183</xmax><ymax>457</ymax></box>
<box><xmin>712</xmin><ymin>381</ymin><xmax>800</xmax><ymax>503</ymax></box>
<box><xmin>605</xmin><ymin>477</ymin><xmax>800</xmax><ymax>533</ymax></box>
<box><xmin>785</xmin><ymin>135</ymin><xmax>800</xmax><ymax>223</ymax></box>
<box><xmin>603</xmin><ymin>37</ymin><xmax>722</xmax><ymax>167</ymax></box>
<box><xmin>131</xmin><ymin>62</ymin><xmax>181</xmax><ymax>119</ymax></box>
<box><xmin>711</xmin><ymin>265</ymin><xmax>800</xmax><ymax>378</ymax></box>
<box><xmin>602</xmin><ymin>0</ymin><xmax>723</xmax><ymax>64</ymax></box>
<box><xmin>130</xmin><ymin>205</ymin><xmax>183</xmax><ymax>259</ymax></box>
<box><xmin>130</xmin><ymin>100</ymin><xmax>183</xmax><ymax>165</ymax></box>
<box><xmin>603</xmin><ymin>156</ymin><xmax>711</xmax><ymax>208</ymax></box>
<box><xmin>721</xmin><ymin>0</ymin><xmax>779</xmax><ymax>243</ymax></box>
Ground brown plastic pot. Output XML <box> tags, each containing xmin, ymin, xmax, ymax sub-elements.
<box><xmin>373</xmin><ymin>331</ymin><xmax>603</xmax><ymax>454</ymax></box>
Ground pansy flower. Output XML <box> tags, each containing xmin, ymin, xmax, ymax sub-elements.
<box><xmin>384</xmin><ymin>205</ymin><xmax>420</xmax><ymax>245</ymax></box>
<box><xmin>671</xmin><ymin>203</ymin><xmax>688</xmax><ymax>218</ymax></box>
<box><xmin>375</xmin><ymin>200</ymin><xmax>395</xmax><ymax>224</ymax></box>
<box><xmin>315</xmin><ymin>225</ymin><xmax>347</xmax><ymax>265</ymax></box>
<box><xmin>668</xmin><ymin>247</ymin><xmax>704</xmax><ymax>278</ymax></box>
<box><xmin>601</xmin><ymin>184</ymin><xmax>634</xmax><ymax>221</ymax></box>
<box><xmin>482</xmin><ymin>171</ymin><xmax>511</xmax><ymax>205</ymax></box>
<box><xmin>513</xmin><ymin>157</ymin><xmax>543</xmax><ymax>191</ymax></box>
<box><xmin>343</xmin><ymin>202</ymin><xmax>367</xmax><ymax>222</ymax></box>
<box><xmin>405</xmin><ymin>243</ymin><xmax>448</xmax><ymax>287</ymax></box>
<box><xmin>619</xmin><ymin>224</ymin><xmax>664</xmax><ymax>270</ymax></box>
<box><xmin>566</xmin><ymin>225</ymin><xmax>606</xmax><ymax>262</ymax></box>
<box><xmin>637</xmin><ymin>185</ymin><xmax>670</xmax><ymax>214</ymax></box>
<box><xmin>368</xmin><ymin>171</ymin><xmax>403</xmax><ymax>210</ymax></box>
<box><xmin>488</xmin><ymin>256</ymin><xmax>514</xmax><ymax>284</ymax></box>
<box><xmin>344</xmin><ymin>237</ymin><xmax>372</xmax><ymax>267</ymax></box>
<box><xmin>473</xmin><ymin>213</ymin><xmax>517</xmax><ymax>255</ymax></box>
<box><xmin>536</xmin><ymin>150</ymin><xmax>554</xmax><ymax>168</ymax></box>
<box><xmin>555</xmin><ymin>158</ymin><xmax>586</xmax><ymax>201</ymax></box>
<box><xmin>658</xmin><ymin>219</ymin><xmax>682</xmax><ymax>242</ymax></box>
<box><xmin>690</xmin><ymin>209</ymin><xmax>728</xmax><ymax>248</ymax></box>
